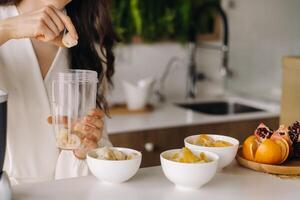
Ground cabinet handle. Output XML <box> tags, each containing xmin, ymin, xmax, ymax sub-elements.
<box><xmin>144</xmin><ymin>142</ymin><xmax>155</xmax><ymax>152</ymax></box>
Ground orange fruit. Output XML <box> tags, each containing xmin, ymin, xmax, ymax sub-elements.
<box><xmin>273</xmin><ymin>138</ymin><xmax>289</xmax><ymax>164</ymax></box>
<box><xmin>243</xmin><ymin>135</ymin><xmax>259</xmax><ymax>161</ymax></box>
<box><xmin>254</xmin><ymin>139</ymin><xmax>282</xmax><ymax>164</ymax></box>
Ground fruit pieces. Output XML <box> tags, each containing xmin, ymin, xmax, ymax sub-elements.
<box><xmin>274</xmin><ymin>139</ymin><xmax>290</xmax><ymax>163</ymax></box>
<box><xmin>243</xmin><ymin>136</ymin><xmax>289</xmax><ymax>165</ymax></box>
<box><xmin>270</xmin><ymin>125</ymin><xmax>293</xmax><ymax>159</ymax></box>
<box><xmin>62</xmin><ymin>32</ymin><xmax>78</xmax><ymax>48</ymax></box>
<box><xmin>195</xmin><ymin>135</ymin><xmax>215</xmax><ymax>147</ymax></box>
<box><xmin>182</xmin><ymin>147</ymin><xmax>200</xmax><ymax>163</ymax></box>
<box><xmin>170</xmin><ymin>147</ymin><xmax>210</xmax><ymax>163</ymax></box>
<box><xmin>288</xmin><ymin>121</ymin><xmax>300</xmax><ymax>158</ymax></box>
<box><xmin>288</xmin><ymin>121</ymin><xmax>300</xmax><ymax>143</ymax></box>
<box><xmin>199</xmin><ymin>152</ymin><xmax>207</xmax><ymax>161</ymax></box>
<box><xmin>254</xmin><ymin>123</ymin><xmax>273</xmax><ymax>142</ymax></box>
<box><xmin>93</xmin><ymin>147</ymin><xmax>134</xmax><ymax>161</ymax></box>
<box><xmin>271</xmin><ymin>125</ymin><xmax>292</xmax><ymax>146</ymax></box>
<box><xmin>243</xmin><ymin>123</ymin><xmax>292</xmax><ymax>165</ymax></box>
<box><xmin>194</xmin><ymin>134</ymin><xmax>233</xmax><ymax>147</ymax></box>
<box><xmin>242</xmin><ymin>135</ymin><xmax>259</xmax><ymax>161</ymax></box>
<box><xmin>214</xmin><ymin>140</ymin><xmax>233</xmax><ymax>147</ymax></box>
<box><xmin>293</xmin><ymin>142</ymin><xmax>300</xmax><ymax>158</ymax></box>
<box><xmin>254</xmin><ymin>139</ymin><xmax>283</xmax><ymax>164</ymax></box>
<box><xmin>243</xmin><ymin>121</ymin><xmax>300</xmax><ymax>164</ymax></box>
<box><xmin>57</xmin><ymin>129</ymin><xmax>81</xmax><ymax>149</ymax></box>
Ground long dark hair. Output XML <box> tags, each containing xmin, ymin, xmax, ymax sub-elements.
<box><xmin>1</xmin><ymin>0</ymin><xmax>118</xmax><ymax>114</ymax></box>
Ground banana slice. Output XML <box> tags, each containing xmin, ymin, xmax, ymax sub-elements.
<box><xmin>113</xmin><ymin>149</ymin><xmax>127</xmax><ymax>160</ymax></box>
<box><xmin>57</xmin><ymin>130</ymin><xmax>81</xmax><ymax>150</ymax></box>
<box><xmin>94</xmin><ymin>147</ymin><xmax>133</xmax><ymax>160</ymax></box>
<box><xmin>62</xmin><ymin>32</ymin><xmax>78</xmax><ymax>48</ymax></box>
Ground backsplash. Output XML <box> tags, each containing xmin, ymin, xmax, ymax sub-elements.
<box><xmin>108</xmin><ymin>43</ymin><xmax>222</xmax><ymax>103</ymax></box>
<box><xmin>108</xmin><ymin>43</ymin><xmax>188</xmax><ymax>103</ymax></box>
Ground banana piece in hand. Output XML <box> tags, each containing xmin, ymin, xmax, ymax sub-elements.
<box><xmin>62</xmin><ymin>32</ymin><xmax>78</xmax><ymax>48</ymax></box>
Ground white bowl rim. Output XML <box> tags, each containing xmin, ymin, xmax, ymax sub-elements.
<box><xmin>87</xmin><ymin>147</ymin><xmax>142</xmax><ymax>162</ymax></box>
<box><xmin>184</xmin><ymin>134</ymin><xmax>240</xmax><ymax>149</ymax></box>
<box><xmin>160</xmin><ymin>149</ymin><xmax>219</xmax><ymax>166</ymax></box>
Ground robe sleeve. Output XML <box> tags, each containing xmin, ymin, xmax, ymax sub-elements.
<box><xmin>54</xmin><ymin>119</ymin><xmax>112</xmax><ymax>180</ymax></box>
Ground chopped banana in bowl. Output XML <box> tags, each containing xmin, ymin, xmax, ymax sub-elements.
<box><xmin>87</xmin><ymin>147</ymin><xmax>142</xmax><ymax>183</ymax></box>
<box><xmin>160</xmin><ymin>148</ymin><xmax>219</xmax><ymax>189</ymax></box>
<box><xmin>89</xmin><ymin>146</ymin><xmax>137</xmax><ymax>161</ymax></box>
<box><xmin>194</xmin><ymin>134</ymin><xmax>233</xmax><ymax>147</ymax></box>
<box><xmin>185</xmin><ymin>134</ymin><xmax>239</xmax><ymax>169</ymax></box>
<box><xmin>169</xmin><ymin>147</ymin><xmax>211</xmax><ymax>163</ymax></box>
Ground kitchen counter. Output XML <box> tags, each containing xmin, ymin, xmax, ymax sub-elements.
<box><xmin>13</xmin><ymin>162</ymin><xmax>300</xmax><ymax>200</ymax></box>
<box><xmin>107</xmin><ymin>96</ymin><xmax>280</xmax><ymax>134</ymax></box>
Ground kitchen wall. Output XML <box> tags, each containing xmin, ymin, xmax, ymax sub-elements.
<box><xmin>225</xmin><ymin>0</ymin><xmax>300</xmax><ymax>101</ymax></box>
<box><xmin>108</xmin><ymin>43</ymin><xmax>188</xmax><ymax>103</ymax></box>
<box><xmin>108</xmin><ymin>43</ymin><xmax>222</xmax><ymax>103</ymax></box>
<box><xmin>108</xmin><ymin>0</ymin><xmax>300</xmax><ymax>103</ymax></box>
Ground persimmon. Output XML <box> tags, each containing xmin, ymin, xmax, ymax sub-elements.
<box><xmin>242</xmin><ymin>135</ymin><xmax>258</xmax><ymax>161</ymax></box>
<box><xmin>254</xmin><ymin>139</ymin><xmax>284</xmax><ymax>164</ymax></box>
<box><xmin>242</xmin><ymin>136</ymin><xmax>289</xmax><ymax>165</ymax></box>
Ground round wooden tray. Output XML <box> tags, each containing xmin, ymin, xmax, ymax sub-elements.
<box><xmin>236</xmin><ymin>147</ymin><xmax>300</xmax><ymax>175</ymax></box>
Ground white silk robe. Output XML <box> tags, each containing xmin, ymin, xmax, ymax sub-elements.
<box><xmin>0</xmin><ymin>5</ymin><xmax>111</xmax><ymax>184</ymax></box>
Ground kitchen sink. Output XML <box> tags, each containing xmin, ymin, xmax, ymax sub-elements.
<box><xmin>176</xmin><ymin>101</ymin><xmax>264</xmax><ymax>115</ymax></box>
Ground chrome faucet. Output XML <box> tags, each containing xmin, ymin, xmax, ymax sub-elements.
<box><xmin>186</xmin><ymin>2</ymin><xmax>231</xmax><ymax>99</ymax></box>
<box><xmin>155</xmin><ymin>57</ymin><xmax>182</xmax><ymax>103</ymax></box>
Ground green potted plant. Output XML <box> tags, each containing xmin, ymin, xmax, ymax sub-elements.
<box><xmin>111</xmin><ymin>0</ymin><xmax>220</xmax><ymax>44</ymax></box>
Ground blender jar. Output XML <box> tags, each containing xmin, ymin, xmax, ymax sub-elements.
<box><xmin>51</xmin><ymin>70</ymin><xmax>98</xmax><ymax>150</ymax></box>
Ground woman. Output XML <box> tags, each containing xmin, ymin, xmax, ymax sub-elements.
<box><xmin>0</xmin><ymin>0</ymin><xmax>117</xmax><ymax>184</ymax></box>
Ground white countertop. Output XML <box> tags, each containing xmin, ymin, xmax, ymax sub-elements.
<box><xmin>13</xmin><ymin>162</ymin><xmax>300</xmax><ymax>200</ymax></box>
<box><xmin>107</xmin><ymin>96</ymin><xmax>280</xmax><ymax>134</ymax></box>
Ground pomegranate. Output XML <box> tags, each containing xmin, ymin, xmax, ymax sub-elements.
<box><xmin>271</xmin><ymin>125</ymin><xmax>293</xmax><ymax>146</ymax></box>
<box><xmin>288</xmin><ymin>121</ymin><xmax>300</xmax><ymax>158</ymax></box>
<box><xmin>254</xmin><ymin>123</ymin><xmax>273</xmax><ymax>142</ymax></box>
<box><xmin>288</xmin><ymin>121</ymin><xmax>300</xmax><ymax>143</ymax></box>
<box><xmin>292</xmin><ymin>142</ymin><xmax>300</xmax><ymax>158</ymax></box>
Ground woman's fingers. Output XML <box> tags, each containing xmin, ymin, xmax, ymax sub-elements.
<box><xmin>41</xmin><ymin>11</ymin><xmax>60</xmax><ymax>36</ymax></box>
<box><xmin>5</xmin><ymin>5</ymin><xmax>77</xmax><ymax>44</ymax></box>
<box><xmin>48</xmin><ymin>114</ymin><xmax>104</xmax><ymax>130</ymax></box>
<box><xmin>73</xmin><ymin>139</ymin><xmax>98</xmax><ymax>160</ymax></box>
<box><xmin>45</xmin><ymin>6</ymin><xmax>65</xmax><ymax>33</ymax></box>
<box><xmin>84</xmin><ymin>115</ymin><xmax>104</xmax><ymax>129</ymax></box>
<box><xmin>88</xmin><ymin>108</ymin><xmax>105</xmax><ymax>119</ymax></box>
<box><xmin>36</xmin><ymin>22</ymin><xmax>56</xmax><ymax>41</ymax></box>
<box><xmin>34</xmin><ymin>6</ymin><xmax>63</xmax><ymax>41</ymax></box>
<box><xmin>50</xmin><ymin>5</ymin><xmax>78</xmax><ymax>40</ymax></box>
<box><xmin>83</xmin><ymin>138</ymin><xmax>98</xmax><ymax>150</ymax></box>
<box><xmin>44</xmin><ymin>6</ymin><xmax>65</xmax><ymax>33</ymax></box>
<box><xmin>74</xmin><ymin>123</ymin><xmax>102</xmax><ymax>142</ymax></box>
<box><xmin>34</xmin><ymin>5</ymin><xmax>77</xmax><ymax>43</ymax></box>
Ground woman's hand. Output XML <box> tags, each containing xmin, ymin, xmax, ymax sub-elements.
<box><xmin>73</xmin><ymin>109</ymin><xmax>105</xmax><ymax>160</ymax></box>
<box><xmin>0</xmin><ymin>5</ymin><xmax>78</xmax><ymax>46</ymax></box>
<box><xmin>48</xmin><ymin>108</ymin><xmax>105</xmax><ymax>160</ymax></box>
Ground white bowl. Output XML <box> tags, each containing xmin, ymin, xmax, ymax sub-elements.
<box><xmin>160</xmin><ymin>149</ymin><xmax>219</xmax><ymax>189</ymax></box>
<box><xmin>87</xmin><ymin>147</ymin><xmax>142</xmax><ymax>183</ymax></box>
<box><xmin>184</xmin><ymin>134</ymin><xmax>239</xmax><ymax>169</ymax></box>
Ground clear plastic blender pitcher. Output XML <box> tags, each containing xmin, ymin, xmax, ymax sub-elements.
<box><xmin>51</xmin><ymin>70</ymin><xmax>98</xmax><ymax>150</ymax></box>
